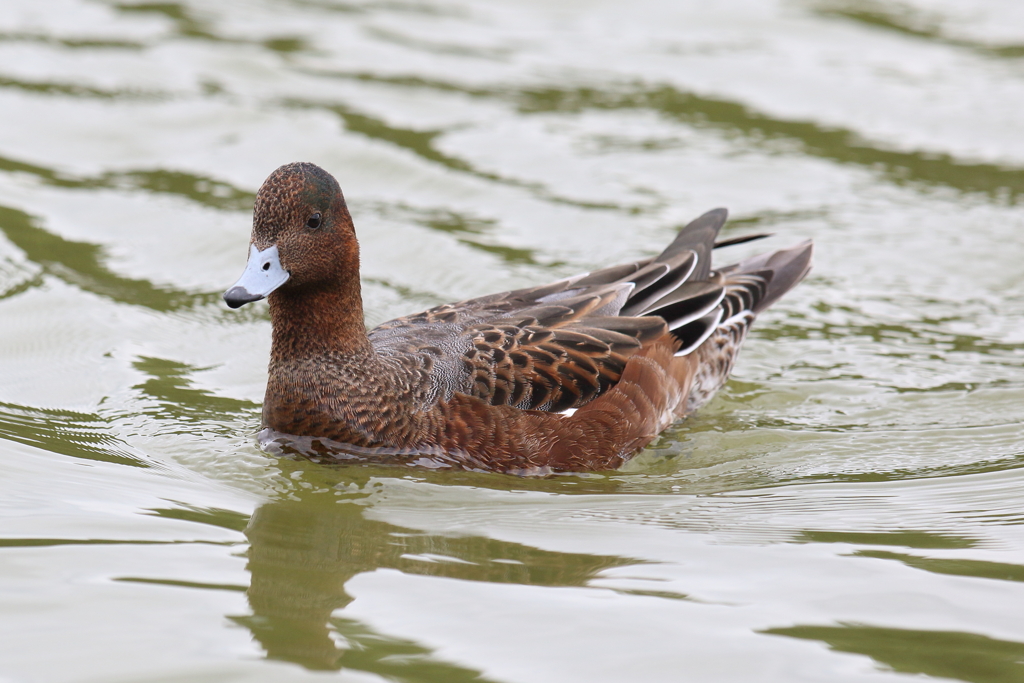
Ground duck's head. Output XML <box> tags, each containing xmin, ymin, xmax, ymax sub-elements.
<box><xmin>223</xmin><ymin>162</ymin><xmax>356</xmax><ymax>309</ymax></box>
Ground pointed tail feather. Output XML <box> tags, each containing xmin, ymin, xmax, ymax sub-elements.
<box><xmin>655</xmin><ymin>208</ymin><xmax>728</xmax><ymax>279</ymax></box>
<box><xmin>720</xmin><ymin>239</ymin><xmax>813</xmax><ymax>314</ymax></box>
<box><xmin>713</xmin><ymin>232</ymin><xmax>772</xmax><ymax>249</ymax></box>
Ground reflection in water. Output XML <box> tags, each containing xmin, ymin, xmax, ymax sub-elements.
<box><xmin>0</xmin><ymin>399</ymin><xmax>143</xmax><ymax>467</ymax></box>
<box><xmin>302</xmin><ymin>68</ymin><xmax>1024</xmax><ymax>201</ymax></box>
<box><xmin>512</xmin><ymin>85</ymin><xmax>1024</xmax><ymax>200</ymax></box>
<box><xmin>0</xmin><ymin>181</ymin><xmax>246</xmax><ymax>312</ymax></box>
<box><xmin>764</xmin><ymin>624</ymin><xmax>1024</xmax><ymax>683</ymax></box>
<box><xmin>0</xmin><ymin>154</ymin><xmax>253</xmax><ymax>211</ymax></box>
<box><xmin>237</xmin><ymin>487</ymin><xmax>632</xmax><ymax>674</ymax></box>
<box><xmin>0</xmin><ymin>203</ymin><xmax>198</xmax><ymax>311</ymax></box>
<box><xmin>144</xmin><ymin>502</ymin><xmax>250</xmax><ymax>533</ymax></box>
<box><xmin>114</xmin><ymin>1</ymin><xmax>311</xmax><ymax>52</ymax></box>
<box><xmin>855</xmin><ymin>550</ymin><xmax>1024</xmax><ymax>584</ymax></box>
<box><xmin>0</xmin><ymin>73</ymin><xmax>144</xmax><ymax>99</ymax></box>
<box><xmin>131</xmin><ymin>356</ymin><xmax>258</xmax><ymax>427</ymax></box>
<box><xmin>114</xmin><ymin>2</ymin><xmax>229</xmax><ymax>44</ymax></box>
<box><xmin>380</xmin><ymin>203</ymin><xmax>551</xmax><ymax>267</ymax></box>
<box><xmin>799</xmin><ymin>529</ymin><xmax>977</xmax><ymax>549</ymax></box>
<box><xmin>285</xmin><ymin>98</ymin><xmax>626</xmax><ymax>211</ymax></box>
<box><xmin>812</xmin><ymin>1</ymin><xmax>1024</xmax><ymax>58</ymax></box>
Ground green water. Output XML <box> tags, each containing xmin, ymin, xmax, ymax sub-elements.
<box><xmin>1</xmin><ymin>1</ymin><xmax>1023</xmax><ymax>681</ymax></box>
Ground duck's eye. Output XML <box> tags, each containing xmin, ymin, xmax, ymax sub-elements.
<box><xmin>306</xmin><ymin>212</ymin><xmax>322</xmax><ymax>229</ymax></box>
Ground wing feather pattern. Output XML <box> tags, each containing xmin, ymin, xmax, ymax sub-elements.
<box><xmin>368</xmin><ymin>209</ymin><xmax>812</xmax><ymax>416</ymax></box>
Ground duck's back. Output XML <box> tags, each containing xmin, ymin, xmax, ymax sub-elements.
<box><xmin>372</xmin><ymin>212</ymin><xmax>806</xmax><ymax>402</ymax></box>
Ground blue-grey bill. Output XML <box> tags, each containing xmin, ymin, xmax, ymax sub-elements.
<box><xmin>223</xmin><ymin>244</ymin><xmax>290</xmax><ymax>308</ymax></box>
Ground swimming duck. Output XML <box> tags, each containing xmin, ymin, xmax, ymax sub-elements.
<box><xmin>224</xmin><ymin>162</ymin><xmax>812</xmax><ymax>473</ymax></box>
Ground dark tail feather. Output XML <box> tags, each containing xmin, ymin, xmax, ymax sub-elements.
<box><xmin>721</xmin><ymin>239</ymin><xmax>813</xmax><ymax>314</ymax></box>
<box><xmin>655</xmin><ymin>208</ymin><xmax>728</xmax><ymax>280</ymax></box>
<box><xmin>713</xmin><ymin>232</ymin><xmax>773</xmax><ymax>249</ymax></box>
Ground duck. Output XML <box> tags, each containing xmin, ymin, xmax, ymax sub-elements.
<box><xmin>224</xmin><ymin>162</ymin><xmax>812</xmax><ymax>474</ymax></box>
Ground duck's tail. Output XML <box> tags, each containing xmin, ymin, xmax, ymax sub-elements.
<box><xmin>611</xmin><ymin>208</ymin><xmax>811</xmax><ymax>361</ymax></box>
<box><xmin>650</xmin><ymin>209</ymin><xmax>812</xmax><ymax>413</ymax></box>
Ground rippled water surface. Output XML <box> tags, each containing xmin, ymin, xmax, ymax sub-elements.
<box><xmin>2</xmin><ymin>1</ymin><xmax>1024</xmax><ymax>681</ymax></box>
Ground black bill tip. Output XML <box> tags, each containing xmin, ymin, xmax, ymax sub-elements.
<box><xmin>223</xmin><ymin>286</ymin><xmax>263</xmax><ymax>309</ymax></box>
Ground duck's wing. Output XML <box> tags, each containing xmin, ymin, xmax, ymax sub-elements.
<box><xmin>369</xmin><ymin>209</ymin><xmax>810</xmax><ymax>414</ymax></box>
<box><xmin>368</xmin><ymin>266</ymin><xmax>673</xmax><ymax>413</ymax></box>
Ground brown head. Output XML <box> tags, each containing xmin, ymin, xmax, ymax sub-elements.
<box><xmin>224</xmin><ymin>162</ymin><xmax>357</xmax><ymax>308</ymax></box>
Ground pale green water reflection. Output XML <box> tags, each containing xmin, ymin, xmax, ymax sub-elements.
<box><xmin>764</xmin><ymin>625</ymin><xmax>1024</xmax><ymax>683</ymax></box>
<box><xmin>1</xmin><ymin>0</ymin><xmax>1024</xmax><ymax>682</ymax></box>
<box><xmin>239</xmin><ymin>487</ymin><xmax>630</xmax><ymax>675</ymax></box>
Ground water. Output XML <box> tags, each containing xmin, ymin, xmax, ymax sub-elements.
<box><xmin>1</xmin><ymin>1</ymin><xmax>1023</xmax><ymax>681</ymax></box>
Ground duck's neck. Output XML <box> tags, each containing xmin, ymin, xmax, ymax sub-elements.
<box><xmin>268</xmin><ymin>275</ymin><xmax>373</xmax><ymax>360</ymax></box>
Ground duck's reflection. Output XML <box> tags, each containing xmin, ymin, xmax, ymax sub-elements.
<box><xmin>233</xmin><ymin>480</ymin><xmax>631</xmax><ymax>675</ymax></box>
